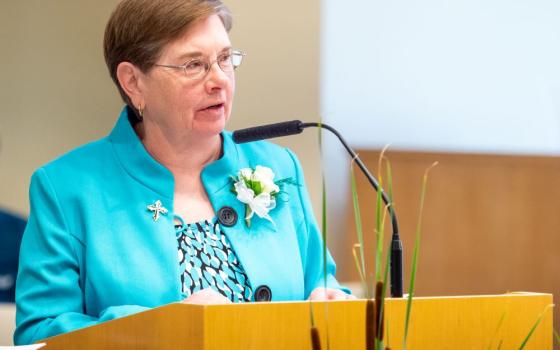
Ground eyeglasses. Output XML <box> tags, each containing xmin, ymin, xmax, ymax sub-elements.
<box><xmin>154</xmin><ymin>50</ymin><xmax>245</xmax><ymax>80</ymax></box>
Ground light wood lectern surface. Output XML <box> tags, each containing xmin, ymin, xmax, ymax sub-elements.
<box><xmin>40</xmin><ymin>292</ymin><xmax>552</xmax><ymax>349</ymax></box>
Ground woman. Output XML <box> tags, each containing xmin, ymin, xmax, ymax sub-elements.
<box><xmin>14</xmin><ymin>0</ymin><xmax>351</xmax><ymax>345</ymax></box>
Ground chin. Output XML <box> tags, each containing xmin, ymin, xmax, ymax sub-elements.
<box><xmin>193</xmin><ymin>118</ymin><xmax>227</xmax><ymax>137</ymax></box>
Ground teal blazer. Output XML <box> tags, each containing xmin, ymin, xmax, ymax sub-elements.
<box><xmin>15</xmin><ymin>107</ymin><xmax>346</xmax><ymax>345</ymax></box>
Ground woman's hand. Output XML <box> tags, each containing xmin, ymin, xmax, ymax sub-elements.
<box><xmin>181</xmin><ymin>288</ymin><xmax>232</xmax><ymax>305</ymax></box>
<box><xmin>308</xmin><ymin>287</ymin><xmax>357</xmax><ymax>301</ymax></box>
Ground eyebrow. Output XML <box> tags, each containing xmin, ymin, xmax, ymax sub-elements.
<box><xmin>176</xmin><ymin>46</ymin><xmax>232</xmax><ymax>62</ymax></box>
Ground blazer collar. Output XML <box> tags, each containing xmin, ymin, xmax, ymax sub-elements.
<box><xmin>108</xmin><ymin>106</ymin><xmax>239</xmax><ymax>199</ymax></box>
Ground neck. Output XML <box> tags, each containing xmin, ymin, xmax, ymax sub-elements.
<box><xmin>134</xmin><ymin>121</ymin><xmax>222</xmax><ymax>176</ymax></box>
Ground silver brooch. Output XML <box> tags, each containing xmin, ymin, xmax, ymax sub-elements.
<box><xmin>147</xmin><ymin>200</ymin><xmax>168</xmax><ymax>222</ymax></box>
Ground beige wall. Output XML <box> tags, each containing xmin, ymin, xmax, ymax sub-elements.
<box><xmin>0</xmin><ymin>1</ymin><xmax>123</xmax><ymax>216</ymax></box>
<box><xmin>0</xmin><ymin>0</ymin><xmax>322</xmax><ymax>218</ymax></box>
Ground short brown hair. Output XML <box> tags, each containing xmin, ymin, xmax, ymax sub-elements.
<box><xmin>103</xmin><ymin>0</ymin><xmax>232</xmax><ymax>116</ymax></box>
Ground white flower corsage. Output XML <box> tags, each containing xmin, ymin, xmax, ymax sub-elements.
<box><xmin>231</xmin><ymin>165</ymin><xmax>296</xmax><ymax>228</ymax></box>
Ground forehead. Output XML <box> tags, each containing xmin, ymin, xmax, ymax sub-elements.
<box><xmin>160</xmin><ymin>14</ymin><xmax>231</xmax><ymax>60</ymax></box>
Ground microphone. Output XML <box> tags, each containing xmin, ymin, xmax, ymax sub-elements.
<box><xmin>233</xmin><ymin>121</ymin><xmax>404</xmax><ymax>298</ymax></box>
<box><xmin>231</xmin><ymin>120</ymin><xmax>304</xmax><ymax>143</ymax></box>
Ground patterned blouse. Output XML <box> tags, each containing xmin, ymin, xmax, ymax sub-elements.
<box><xmin>175</xmin><ymin>217</ymin><xmax>253</xmax><ymax>302</ymax></box>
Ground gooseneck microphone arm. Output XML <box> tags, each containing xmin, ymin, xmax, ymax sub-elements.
<box><xmin>300</xmin><ymin>123</ymin><xmax>399</xmax><ymax>232</ymax></box>
<box><xmin>233</xmin><ymin>120</ymin><xmax>404</xmax><ymax>298</ymax></box>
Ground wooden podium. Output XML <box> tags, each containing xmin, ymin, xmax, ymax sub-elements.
<box><xmin>41</xmin><ymin>292</ymin><xmax>552</xmax><ymax>349</ymax></box>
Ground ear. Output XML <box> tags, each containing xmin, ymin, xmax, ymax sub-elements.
<box><xmin>116</xmin><ymin>62</ymin><xmax>146</xmax><ymax>109</ymax></box>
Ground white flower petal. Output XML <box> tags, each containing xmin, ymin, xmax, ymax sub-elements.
<box><xmin>252</xmin><ymin>166</ymin><xmax>275</xmax><ymax>189</ymax></box>
<box><xmin>235</xmin><ymin>181</ymin><xmax>255</xmax><ymax>205</ymax></box>
<box><xmin>238</xmin><ymin>168</ymin><xmax>253</xmax><ymax>180</ymax></box>
<box><xmin>263</xmin><ymin>182</ymin><xmax>280</xmax><ymax>194</ymax></box>
<box><xmin>255</xmin><ymin>165</ymin><xmax>274</xmax><ymax>178</ymax></box>
<box><xmin>250</xmin><ymin>193</ymin><xmax>276</xmax><ymax>218</ymax></box>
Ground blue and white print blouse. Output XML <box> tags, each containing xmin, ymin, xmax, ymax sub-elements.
<box><xmin>175</xmin><ymin>217</ymin><xmax>253</xmax><ymax>302</ymax></box>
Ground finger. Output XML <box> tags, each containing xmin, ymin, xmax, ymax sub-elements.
<box><xmin>309</xmin><ymin>287</ymin><xmax>328</xmax><ymax>300</ymax></box>
<box><xmin>182</xmin><ymin>288</ymin><xmax>232</xmax><ymax>304</ymax></box>
<box><xmin>325</xmin><ymin>289</ymin><xmax>349</xmax><ymax>300</ymax></box>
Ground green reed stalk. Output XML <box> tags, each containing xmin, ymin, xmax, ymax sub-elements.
<box><xmin>352</xmin><ymin>243</ymin><xmax>367</xmax><ymax>296</ymax></box>
<box><xmin>375</xmin><ymin>146</ymin><xmax>393</xmax><ymax>350</ymax></box>
<box><xmin>377</xmin><ymin>157</ymin><xmax>395</xmax><ymax>348</ymax></box>
<box><xmin>486</xmin><ymin>311</ymin><xmax>506</xmax><ymax>350</ymax></box>
<box><xmin>553</xmin><ymin>328</ymin><xmax>560</xmax><ymax>346</ymax></box>
<box><xmin>374</xmin><ymin>147</ymin><xmax>389</xmax><ymax>283</ymax></box>
<box><xmin>317</xmin><ymin>122</ymin><xmax>331</xmax><ymax>350</ymax></box>
<box><xmin>372</xmin><ymin>148</ymin><xmax>391</xmax><ymax>350</ymax></box>
<box><xmin>402</xmin><ymin>162</ymin><xmax>437</xmax><ymax>350</ymax></box>
<box><xmin>350</xmin><ymin>161</ymin><xmax>368</xmax><ymax>297</ymax></box>
<box><xmin>517</xmin><ymin>304</ymin><xmax>553</xmax><ymax>350</ymax></box>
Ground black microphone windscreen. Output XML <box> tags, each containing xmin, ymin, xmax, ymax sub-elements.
<box><xmin>232</xmin><ymin>120</ymin><xmax>304</xmax><ymax>143</ymax></box>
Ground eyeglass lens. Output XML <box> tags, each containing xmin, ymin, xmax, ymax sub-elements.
<box><xmin>184</xmin><ymin>51</ymin><xmax>243</xmax><ymax>79</ymax></box>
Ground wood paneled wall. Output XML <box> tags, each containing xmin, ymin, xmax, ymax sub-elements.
<box><xmin>341</xmin><ymin>150</ymin><xmax>559</xmax><ymax>325</ymax></box>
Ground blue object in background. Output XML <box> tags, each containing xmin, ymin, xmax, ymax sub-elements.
<box><xmin>0</xmin><ymin>209</ymin><xmax>26</xmax><ymax>303</ymax></box>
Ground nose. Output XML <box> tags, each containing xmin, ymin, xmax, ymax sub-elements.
<box><xmin>204</xmin><ymin>62</ymin><xmax>231</xmax><ymax>92</ymax></box>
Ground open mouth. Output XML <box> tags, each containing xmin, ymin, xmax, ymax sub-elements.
<box><xmin>202</xmin><ymin>103</ymin><xmax>224</xmax><ymax>111</ymax></box>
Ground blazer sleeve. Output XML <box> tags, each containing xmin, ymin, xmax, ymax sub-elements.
<box><xmin>14</xmin><ymin>168</ymin><xmax>149</xmax><ymax>345</ymax></box>
<box><xmin>285</xmin><ymin>149</ymin><xmax>351</xmax><ymax>298</ymax></box>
